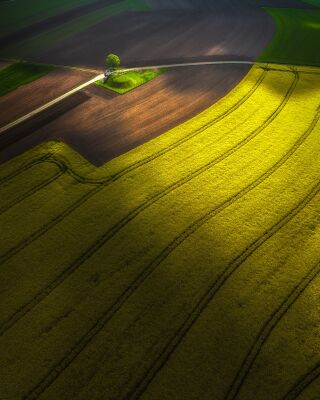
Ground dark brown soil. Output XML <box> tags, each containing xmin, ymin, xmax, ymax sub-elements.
<box><xmin>0</xmin><ymin>68</ymin><xmax>94</xmax><ymax>128</ymax></box>
<box><xmin>32</xmin><ymin>8</ymin><xmax>274</xmax><ymax>69</ymax></box>
<box><xmin>1</xmin><ymin>64</ymin><xmax>252</xmax><ymax>165</ymax></box>
<box><xmin>0</xmin><ymin>92</ymin><xmax>90</xmax><ymax>152</ymax></box>
<box><xmin>0</xmin><ymin>0</ymin><xmax>118</xmax><ymax>47</ymax></box>
<box><xmin>1</xmin><ymin>6</ymin><xmax>275</xmax><ymax>166</ymax></box>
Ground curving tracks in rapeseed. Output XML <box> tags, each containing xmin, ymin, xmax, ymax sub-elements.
<box><xmin>1</xmin><ymin>64</ymin><xmax>320</xmax><ymax>400</ymax></box>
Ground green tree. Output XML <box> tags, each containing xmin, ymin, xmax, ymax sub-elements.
<box><xmin>105</xmin><ymin>53</ymin><xmax>121</xmax><ymax>70</ymax></box>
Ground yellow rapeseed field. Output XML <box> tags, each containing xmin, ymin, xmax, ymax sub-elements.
<box><xmin>0</xmin><ymin>64</ymin><xmax>320</xmax><ymax>400</ymax></box>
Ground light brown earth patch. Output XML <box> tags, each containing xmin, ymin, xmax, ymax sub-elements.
<box><xmin>0</xmin><ymin>68</ymin><xmax>94</xmax><ymax>128</ymax></box>
<box><xmin>1</xmin><ymin>64</ymin><xmax>252</xmax><ymax>165</ymax></box>
<box><xmin>1</xmin><ymin>5</ymin><xmax>275</xmax><ymax>165</ymax></box>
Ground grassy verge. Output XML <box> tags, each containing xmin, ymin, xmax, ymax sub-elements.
<box><xmin>95</xmin><ymin>68</ymin><xmax>165</xmax><ymax>94</ymax></box>
<box><xmin>1</xmin><ymin>66</ymin><xmax>320</xmax><ymax>399</ymax></box>
<box><xmin>259</xmin><ymin>8</ymin><xmax>320</xmax><ymax>66</ymax></box>
<box><xmin>0</xmin><ymin>62</ymin><xmax>55</xmax><ymax>96</ymax></box>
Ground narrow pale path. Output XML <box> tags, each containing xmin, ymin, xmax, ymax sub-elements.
<box><xmin>0</xmin><ymin>73</ymin><xmax>105</xmax><ymax>135</ymax></box>
<box><xmin>0</xmin><ymin>60</ymin><xmax>271</xmax><ymax>136</ymax></box>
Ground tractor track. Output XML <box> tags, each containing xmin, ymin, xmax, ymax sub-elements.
<box><xmin>0</xmin><ymin>69</ymin><xmax>288</xmax><ymax>338</ymax></box>
<box><xmin>0</xmin><ymin>161</ymin><xmax>67</xmax><ymax>215</ymax></box>
<box><xmin>283</xmin><ymin>363</ymin><xmax>320</xmax><ymax>400</ymax></box>
<box><xmin>0</xmin><ymin>68</ymin><xmax>267</xmax><ymax>265</ymax></box>
<box><xmin>0</xmin><ymin>153</ymin><xmax>52</xmax><ymax>185</ymax></box>
<box><xmin>20</xmin><ymin>73</ymin><xmax>302</xmax><ymax>400</ymax></box>
<box><xmin>122</xmin><ymin>129</ymin><xmax>320</xmax><ymax>400</ymax></box>
<box><xmin>225</xmin><ymin>257</ymin><xmax>320</xmax><ymax>400</ymax></box>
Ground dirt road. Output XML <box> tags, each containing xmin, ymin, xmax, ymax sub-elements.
<box><xmin>0</xmin><ymin>68</ymin><xmax>94</xmax><ymax>128</ymax></box>
<box><xmin>1</xmin><ymin>63</ymin><xmax>254</xmax><ymax>165</ymax></box>
<box><xmin>1</xmin><ymin>4</ymin><xmax>276</xmax><ymax>165</ymax></box>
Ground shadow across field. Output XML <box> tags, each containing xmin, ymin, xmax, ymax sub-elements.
<box><xmin>2</xmin><ymin>60</ymin><xmax>320</xmax><ymax>167</ymax></box>
<box><xmin>30</xmin><ymin>8</ymin><xmax>274</xmax><ymax>69</ymax></box>
<box><xmin>1</xmin><ymin>65</ymin><xmax>320</xmax><ymax>399</ymax></box>
<box><xmin>0</xmin><ymin>63</ymin><xmax>252</xmax><ymax>165</ymax></box>
<box><xmin>0</xmin><ymin>4</ymin><xmax>276</xmax><ymax>165</ymax></box>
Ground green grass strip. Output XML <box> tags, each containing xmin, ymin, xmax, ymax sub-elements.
<box><xmin>95</xmin><ymin>68</ymin><xmax>165</xmax><ymax>94</ymax></box>
<box><xmin>0</xmin><ymin>62</ymin><xmax>56</xmax><ymax>97</ymax></box>
<box><xmin>259</xmin><ymin>8</ymin><xmax>320</xmax><ymax>67</ymax></box>
<box><xmin>0</xmin><ymin>0</ymin><xmax>150</xmax><ymax>59</ymax></box>
<box><xmin>0</xmin><ymin>0</ymin><xmax>99</xmax><ymax>37</ymax></box>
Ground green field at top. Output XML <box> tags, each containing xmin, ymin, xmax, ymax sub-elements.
<box><xmin>1</xmin><ymin>64</ymin><xmax>320</xmax><ymax>399</ymax></box>
<box><xmin>95</xmin><ymin>68</ymin><xmax>165</xmax><ymax>94</ymax></box>
<box><xmin>259</xmin><ymin>8</ymin><xmax>320</xmax><ymax>66</ymax></box>
<box><xmin>0</xmin><ymin>62</ymin><xmax>55</xmax><ymax>97</ymax></box>
<box><xmin>0</xmin><ymin>0</ymin><xmax>98</xmax><ymax>37</ymax></box>
<box><xmin>304</xmin><ymin>0</ymin><xmax>320</xmax><ymax>6</ymax></box>
<box><xmin>0</xmin><ymin>0</ymin><xmax>150</xmax><ymax>59</ymax></box>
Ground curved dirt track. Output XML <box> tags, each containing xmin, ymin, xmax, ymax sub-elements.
<box><xmin>0</xmin><ymin>61</ymin><xmax>258</xmax><ymax>136</ymax></box>
<box><xmin>0</xmin><ymin>69</ymin><xmax>94</xmax><ymax>129</ymax></box>
<box><xmin>0</xmin><ymin>3</ymin><xmax>278</xmax><ymax>165</ymax></box>
<box><xmin>1</xmin><ymin>64</ymin><xmax>259</xmax><ymax>165</ymax></box>
<box><xmin>1</xmin><ymin>66</ymin><xmax>320</xmax><ymax>400</ymax></box>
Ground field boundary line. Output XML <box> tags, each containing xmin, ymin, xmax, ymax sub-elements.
<box><xmin>0</xmin><ymin>61</ymin><xmax>269</xmax><ymax>136</ymax></box>
<box><xmin>283</xmin><ymin>363</ymin><xmax>320</xmax><ymax>400</ymax></box>
<box><xmin>21</xmin><ymin>72</ymin><xmax>300</xmax><ymax>400</ymax></box>
<box><xmin>0</xmin><ymin>67</ymin><xmax>266</xmax><ymax>185</ymax></box>
<box><xmin>0</xmin><ymin>60</ymin><xmax>318</xmax><ymax>136</ymax></box>
<box><xmin>0</xmin><ymin>70</ymin><xmax>267</xmax><ymax>264</ymax></box>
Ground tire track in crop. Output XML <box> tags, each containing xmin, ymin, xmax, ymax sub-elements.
<box><xmin>122</xmin><ymin>165</ymin><xmax>320</xmax><ymax>399</ymax></box>
<box><xmin>0</xmin><ymin>69</ymin><xmax>291</xmax><ymax>338</ymax></box>
<box><xmin>0</xmin><ymin>185</ymin><xmax>101</xmax><ymax>264</ymax></box>
<box><xmin>0</xmin><ymin>153</ymin><xmax>86</xmax><ymax>188</ymax></box>
<box><xmin>283</xmin><ymin>363</ymin><xmax>320</xmax><ymax>400</ymax></box>
<box><xmin>0</xmin><ymin>68</ymin><xmax>267</xmax><ymax>264</ymax></box>
<box><xmin>225</xmin><ymin>269</ymin><xmax>320</xmax><ymax>399</ymax></box>
<box><xmin>0</xmin><ymin>153</ymin><xmax>52</xmax><ymax>185</ymax></box>
<box><xmin>21</xmin><ymin>73</ymin><xmax>300</xmax><ymax>400</ymax></box>
<box><xmin>0</xmin><ymin>161</ymin><xmax>67</xmax><ymax>215</ymax></box>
